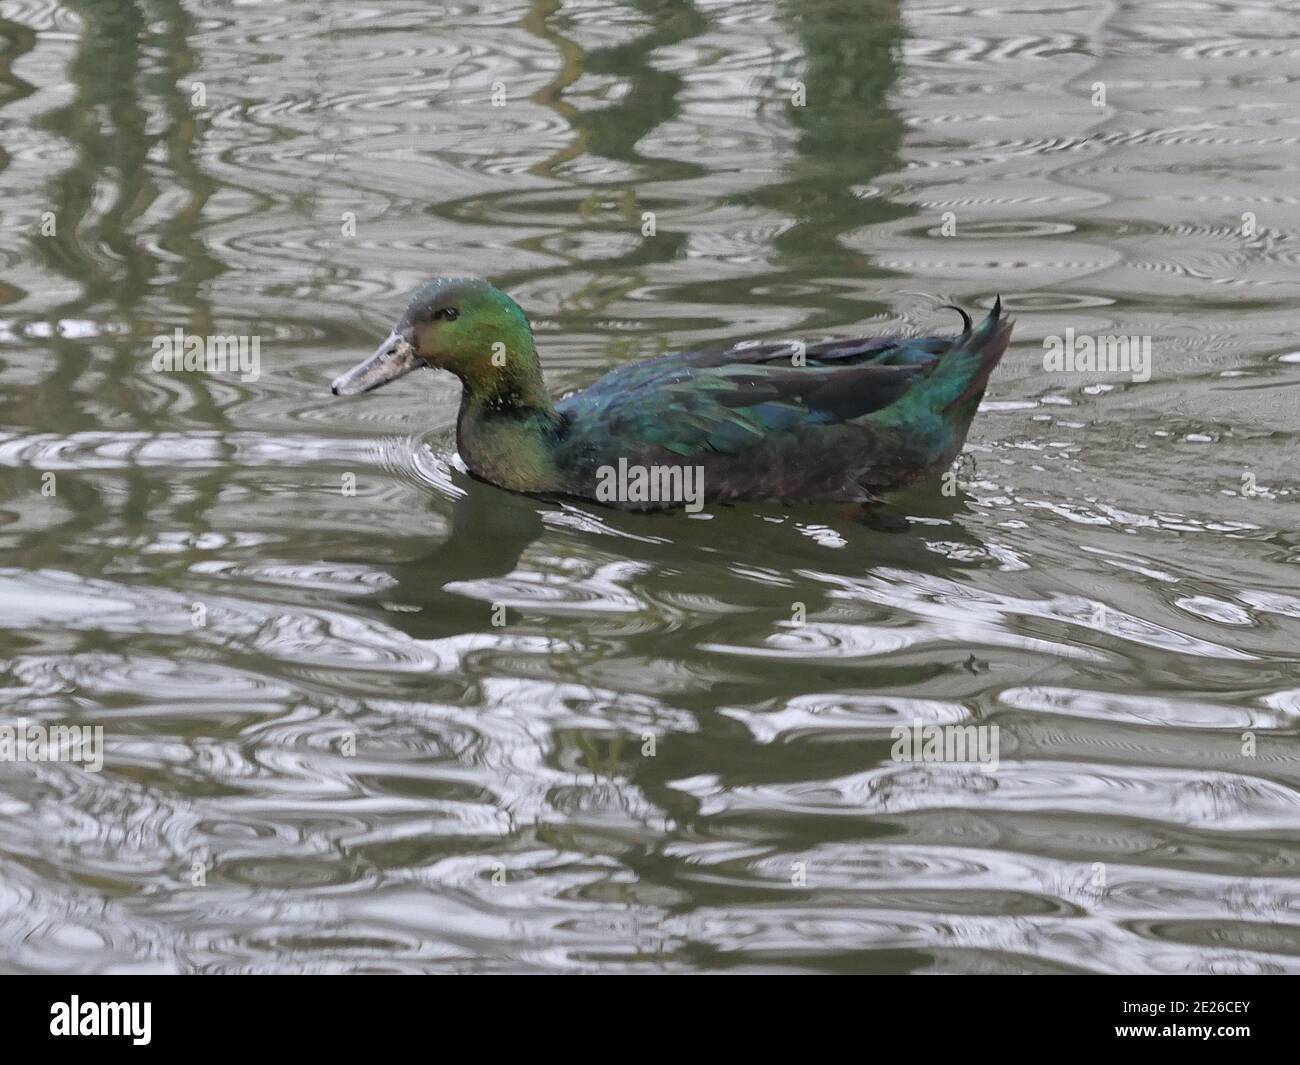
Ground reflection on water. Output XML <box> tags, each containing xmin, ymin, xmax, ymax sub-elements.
<box><xmin>1</xmin><ymin>0</ymin><xmax>1299</xmax><ymax>973</ymax></box>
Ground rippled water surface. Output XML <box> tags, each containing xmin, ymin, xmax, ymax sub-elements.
<box><xmin>2</xmin><ymin>0</ymin><xmax>1299</xmax><ymax>973</ymax></box>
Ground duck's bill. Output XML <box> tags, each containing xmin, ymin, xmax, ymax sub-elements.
<box><xmin>331</xmin><ymin>331</ymin><xmax>424</xmax><ymax>396</ymax></box>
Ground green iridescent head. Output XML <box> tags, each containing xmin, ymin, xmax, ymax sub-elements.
<box><xmin>331</xmin><ymin>277</ymin><xmax>541</xmax><ymax>400</ymax></box>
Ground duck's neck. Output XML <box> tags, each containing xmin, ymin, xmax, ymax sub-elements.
<box><xmin>453</xmin><ymin>347</ymin><xmax>563</xmax><ymax>493</ymax></box>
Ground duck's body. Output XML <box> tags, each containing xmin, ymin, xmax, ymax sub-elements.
<box><xmin>332</xmin><ymin>278</ymin><xmax>1012</xmax><ymax>511</ymax></box>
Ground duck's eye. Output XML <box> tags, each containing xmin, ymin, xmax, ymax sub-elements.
<box><xmin>433</xmin><ymin>307</ymin><xmax>459</xmax><ymax>322</ymax></box>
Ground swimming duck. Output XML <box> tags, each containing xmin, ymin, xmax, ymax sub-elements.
<box><xmin>331</xmin><ymin>277</ymin><xmax>1012</xmax><ymax>511</ymax></box>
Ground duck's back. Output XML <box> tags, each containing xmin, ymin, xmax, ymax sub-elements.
<box><xmin>549</xmin><ymin>303</ymin><xmax>1012</xmax><ymax>508</ymax></box>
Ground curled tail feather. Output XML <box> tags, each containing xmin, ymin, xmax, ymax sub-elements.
<box><xmin>870</xmin><ymin>297</ymin><xmax>1012</xmax><ymax>427</ymax></box>
<box><xmin>947</xmin><ymin>299</ymin><xmax>1012</xmax><ymax>413</ymax></box>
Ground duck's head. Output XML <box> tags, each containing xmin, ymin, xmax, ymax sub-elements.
<box><xmin>331</xmin><ymin>276</ymin><xmax>538</xmax><ymax>397</ymax></box>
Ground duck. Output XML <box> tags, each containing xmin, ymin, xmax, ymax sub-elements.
<box><xmin>331</xmin><ymin>277</ymin><xmax>1012</xmax><ymax>511</ymax></box>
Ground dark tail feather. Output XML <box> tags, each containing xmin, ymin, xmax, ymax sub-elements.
<box><xmin>947</xmin><ymin>297</ymin><xmax>1012</xmax><ymax>413</ymax></box>
<box><xmin>867</xmin><ymin>297</ymin><xmax>1012</xmax><ymax>437</ymax></box>
<box><xmin>940</xmin><ymin>303</ymin><xmax>973</xmax><ymax>338</ymax></box>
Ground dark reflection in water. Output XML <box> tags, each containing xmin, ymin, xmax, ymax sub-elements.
<box><xmin>1</xmin><ymin>0</ymin><xmax>1299</xmax><ymax>973</ymax></box>
<box><xmin>749</xmin><ymin>1</ymin><xmax>908</xmax><ymax>285</ymax></box>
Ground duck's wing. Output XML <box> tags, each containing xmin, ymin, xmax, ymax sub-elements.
<box><xmin>553</xmin><ymin>331</ymin><xmax>957</xmax><ymax>459</ymax></box>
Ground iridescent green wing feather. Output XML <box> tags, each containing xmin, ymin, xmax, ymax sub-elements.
<box><xmin>554</xmin><ymin>333</ymin><xmax>951</xmax><ymax>460</ymax></box>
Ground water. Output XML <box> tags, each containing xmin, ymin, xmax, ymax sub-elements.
<box><xmin>1</xmin><ymin>0</ymin><xmax>1298</xmax><ymax>974</ymax></box>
